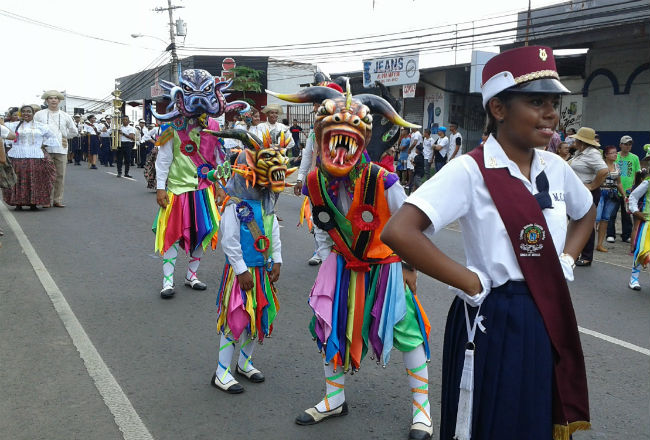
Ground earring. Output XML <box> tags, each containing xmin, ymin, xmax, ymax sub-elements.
<box><xmin>498</xmin><ymin>119</ymin><xmax>504</xmax><ymax>123</ymax></box>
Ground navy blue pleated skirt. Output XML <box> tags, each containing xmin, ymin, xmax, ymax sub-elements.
<box><xmin>88</xmin><ymin>135</ymin><xmax>100</xmax><ymax>155</ymax></box>
<box><xmin>440</xmin><ymin>281</ymin><xmax>553</xmax><ymax>440</ymax></box>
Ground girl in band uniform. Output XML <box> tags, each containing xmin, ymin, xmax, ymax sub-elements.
<box><xmin>382</xmin><ymin>46</ymin><xmax>594</xmax><ymax>440</ymax></box>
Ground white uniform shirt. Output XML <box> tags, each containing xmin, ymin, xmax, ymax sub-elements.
<box><xmin>119</xmin><ymin>124</ymin><xmax>136</xmax><ymax>142</ymax></box>
<box><xmin>33</xmin><ymin>109</ymin><xmax>78</xmax><ymax>154</ymax></box>
<box><xmin>99</xmin><ymin>121</ymin><xmax>111</xmax><ymax>138</ymax></box>
<box><xmin>83</xmin><ymin>122</ymin><xmax>101</xmax><ymax>136</ymax></box>
<box><xmin>1</xmin><ymin>125</ymin><xmax>9</xmax><ymax>139</ymax></box>
<box><xmin>314</xmin><ymin>181</ymin><xmax>407</xmax><ymax>261</ymax></box>
<box><xmin>448</xmin><ymin>131</ymin><xmax>462</xmax><ymax>161</ymax></box>
<box><xmin>406</xmin><ymin>135</ymin><xmax>593</xmax><ymax>287</ymax></box>
<box><xmin>423</xmin><ymin>137</ymin><xmax>434</xmax><ymax>162</ymax></box>
<box><xmin>297</xmin><ymin>130</ymin><xmax>316</xmax><ymax>182</ymax></box>
<box><xmin>219</xmin><ymin>203</ymin><xmax>282</xmax><ymax>275</ymax></box>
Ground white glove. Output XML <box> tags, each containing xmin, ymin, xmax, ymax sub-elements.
<box><xmin>559</xmin><ymin>253</ymin><xmax>575</xmax><ymax>282</ymax></box>
<box><xmin>449</xmin><ymin>266</ymin><xmax>492</xmax><ymax>307</ymax></box>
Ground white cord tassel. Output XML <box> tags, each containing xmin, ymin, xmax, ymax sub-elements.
<box><xmin>454</xmin><ymin>302</ymin><xmax>485</xmax><ymax>440</ymax></box>
<box><xmin>454</xmin><ymin>345</ymin><xmax>475</xmax><ymax>440</ymax></box>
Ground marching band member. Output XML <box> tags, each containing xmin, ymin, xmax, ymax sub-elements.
<box><xmin>382</xmin><ymin>45</ymin><xmax>593</xmax><ymax>440</ymax></box>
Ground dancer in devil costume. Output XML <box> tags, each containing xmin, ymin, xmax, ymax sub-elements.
<box><xmin>269</xmin><ymin>82</ymin><xmax>433</xmax><ymax>440</ymax></box>
<box><xmin>204</xmin><ymin>128</ymin><xmax>295</xmax><ymax>393</ymax></box>
<box><xmin>152</xmin><ymin>69</ymin><xmax>248</xmax><ymax>299</ymax></box>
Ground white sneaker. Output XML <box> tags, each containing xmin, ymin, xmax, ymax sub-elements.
<box><xmin>625</xmin><ymin>237</ymin><xmax>632</xmax><ymax>243</ymax></box>
<box><xmin>606</xmin><ymin>236</ymin><xmax>615</xmax><ymax>243</ymax></box>
<box><xmin>308</xmin><ymin>254</ymin><xmax>322</xmax><ymax>266</ymax></box>
<box><xmin>629</xmin><ymin>280</ymin><xmax>641</xmax><ymax>291</ymax></box>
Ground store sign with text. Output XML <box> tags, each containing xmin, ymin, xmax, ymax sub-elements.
<box><xmin>363</xmin><ymin>54</ymin><xmax>420</xmax><ymax>88</ymax></box>
<box><xmin>402</xmin><ymin>84</ymin><xmax>416</xmax><ymax>98</ymax></box>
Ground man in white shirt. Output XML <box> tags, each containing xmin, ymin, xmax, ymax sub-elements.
<box><xmin>70</xmin><ymin>114</ymin><xmax>83</xmax><ymax>166</ymax></box>
<box><xmin>422</xmin><ymin>129</ymin><xmax>434</xmax><ymax>179</ymax></box>
<box><xmin>433</xmin><ymin>126</ymin><xmax>450</xmax><ymax>172</ymax></box>
<box><xmin>34</xmin><ymin>90</ymin><xmax>78</xmax><ymax>207</ymax></box>
<box><xmin>117</xmin><ymin>115</ymin><xmax>135</xmax><ymax>178</ymax></box>
<box><xmin>99</xmin><ymin>116</ymin><xmax>113</xmax><ymax>167</ymax></box>
<box><xmin>258</xmin><ymin>104</ymin><xmax>294</xmax><ymax>150</ymax></box>
<box><xmin>447</xmin><ymin>121</ymin><xmax>462</xmax><ymax>161</ymax></box>
<box><xmin>136</xmin><ymin>119</ymin><xmax>150</xmax><ymax>168</ymax></box>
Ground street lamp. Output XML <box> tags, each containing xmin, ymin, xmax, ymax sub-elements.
<box><xmin>130</xmin><ymin>33</ymin><xmax>168</xmax><ymax>45</ymax></box>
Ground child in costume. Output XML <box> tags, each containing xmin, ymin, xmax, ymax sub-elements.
<box><xmin>268</xmin><ymin>82</ymin><xmax>433</xmax><ymax>440</ymax></box>
<box><xmin>207</xmin><ymin>128</ymin><xmax>295</xmax><ymax>393</ymax></box>
<box><xmin>627</xmin><ymin>145</ymin><xmax>650</xmax><ymax>290</ymax></box>
<box><xmin>152</xmin><ymin>69</ymin><xmax>248</xmax><ymax>299</ymax></box>
<box><xmin>382</xmin><ymin>46</ymin><xmax>593</xmax><ymax>440</ymax></box>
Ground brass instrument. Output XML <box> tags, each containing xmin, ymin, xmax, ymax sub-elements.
<box><xmin>111</xmin><ymin>86</ymin><xmax>123</xmax><ymax>151</ymax></box>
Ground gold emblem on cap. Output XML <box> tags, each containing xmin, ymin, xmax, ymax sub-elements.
<box><xmin>539</xmin><ymin>48</ymin><xmax>548</xmax><ymax>61</ymax></box>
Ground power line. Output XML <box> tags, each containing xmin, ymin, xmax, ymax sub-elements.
<box><xmin>180</xmin><ymin>0</ymin><xmax>643</xmax><ymax>55</ymax></box>
<box><xmin>175</xmin><ymin>2</ymin><xmax>647</xmax><ymax>65</ymax></box>
<box><xmin>0</xmin><ymin>8</ymin><xmax>156</xmax><ymax>50</ymax></box>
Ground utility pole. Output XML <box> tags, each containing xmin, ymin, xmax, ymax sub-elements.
<box><xmin>154</xmin><ymin>0</ymin><xmax>184</xmax><ymax>82</ymax></box>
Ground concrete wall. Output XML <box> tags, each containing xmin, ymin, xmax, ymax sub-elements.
<box><xmin>582</xmin><ymin>40</ymin><xmax>650</xmax><ymax>149</ymax></box>
<box><xmin>266</xmin><ymin>61</ymin><xmax>316</xmax><ymax>108</ymax></box>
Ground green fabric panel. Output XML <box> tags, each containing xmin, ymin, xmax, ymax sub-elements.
<box><xmin>167</xmin><ymin>131</ymin><xmax>201</xmax><ymax>195</ymax></box>
<box><xmin>264</xmin><ymin>270</ymin><xmax>277</xmax><ymax>325</ymax></box>
<box><xmin>152</xmin><ymin>209</ymin><xmax>160</xmax><ymax>234</ymax></box>
<box><xmin>361</xmin><ymin>266</ymin><xmax>381</xmax><ymax>360</ymax></box>
<box><xmin>309</xmin><ymin>315</ymin><xmax>317</xmax><ymax>340</ymax></box>
<box><xmin>392</xmin><ymin>286</ymin><xmax>425</xmax><ymax>352</ymax></box>
<box><xmin>262</xmin><ymin>212</ymin><xmax>273</xmax><ymax>247</ymax></box>
<box><xmin>318</xmin><ymin>171</ymin><xmax>353</xmax><ymax>244</ymax></box>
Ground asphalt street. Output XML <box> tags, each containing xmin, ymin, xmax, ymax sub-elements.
<box><xmin>1</xmin><ymin>163</ymin><xmax>649</xmax><ymax>440</ymax></box>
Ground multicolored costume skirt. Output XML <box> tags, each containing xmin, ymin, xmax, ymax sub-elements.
<box><xmin>152</xmin><ymin>186</ymin><xmax>220</xmax><ymax>255</ymax></box>
<box><xmin>216</xmin><ymin>263</ymin><xmax>280</xmax><ymax>341</ymax></box>
<box><xmin>2</xmin><ymin>157</ymin><xmax>55</xmax><ymax>206</ymax></box>
<box><xmin>308</xmin><ymin>253</ymin><xmax>430</xmax><ymax>372</ymax></box>
<box><xmin>632</xmin><ymin>219</ymin><xmax>650</xmax><ymax>267</ymax></box>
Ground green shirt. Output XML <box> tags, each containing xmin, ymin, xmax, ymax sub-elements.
<box><xmin>617</xmin><ymin>152</ymin><xmax>640</xmax><ymax>193</ymax></box>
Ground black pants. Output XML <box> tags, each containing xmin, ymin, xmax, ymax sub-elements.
<box><xmin>139</xmin><ymin>142</ymin><xmax>152</xmax><ymax>167</ymax></box>
<box><xmin>607</xmin><ymin>195</ymin><xmax>632</xmax><ymax>240</ymax></box>
<box><xmin>116</xmin><ymin>142</ymin><xmax>133</xmax><ymax>175</ymax></box>
<box><xmin>70</xmin><ymin>137</ymin><xmax>82</xmax><ymax>164</ymax></box>
<box><xmin>580</xmin><ymin>188</ymin><xmax>601</xmax><ymax>262</ymax></box>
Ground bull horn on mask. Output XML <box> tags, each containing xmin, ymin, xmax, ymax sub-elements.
<box><xmin>203</xmin><ymin>128</ymin><xmax>263</xmax><ymax>151</ymax></box>
<box><xmin>265</xmin><ymin>86</ymin><xmax>343</xmax><ymax>104</ymax></box>
<box><xmin>355</xmin><ymin>94</ymin><xmax>420</xmax><ymax>129</ymax></box>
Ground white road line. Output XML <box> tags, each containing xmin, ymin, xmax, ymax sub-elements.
<box><xmin>578</xmin><ymin>326</ymin><xmax>650</xmax><ymax>356</ymax></box>
<box><xmin>0</xmin><ymin>203</ymin><xmax>153</xmax><ymax>440</ymax></box>
<box><xmin>106</xmin><ymin>171</ymin><xmax>137</xmax><ymax>182</ymax></box>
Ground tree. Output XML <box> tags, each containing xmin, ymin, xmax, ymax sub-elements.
<box><xmin>228</xmin><ymin>66</ymin><xmax>264</xmax><ymax>108</ymax></box>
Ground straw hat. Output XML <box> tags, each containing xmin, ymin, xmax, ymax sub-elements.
<box><xmin>41</xmin><ymin>90</ymin><xmax>65</xmax><ymax>100</ymax></box>
<box><xmin>568</xmin><ymin>127</ymin><xmax>600</xmax><ymax>147</ymax></box>
<box><xmin>261</xmin><ymin>104</ymin><xmax>283</xmax><ymax>115</ymax></box>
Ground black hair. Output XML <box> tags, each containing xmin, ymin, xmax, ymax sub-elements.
<box><xmin>484</xmin><ymin>91</ymin><xmax>514</xmax><ymax>136</ymax></box>
<box><xmin>633</xmin><ymin>168</ymin><xmax>650</xmax><ymax>188</ymax></box>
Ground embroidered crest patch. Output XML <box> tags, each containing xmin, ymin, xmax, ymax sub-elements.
<box><xmin>519</xmin><ymin>223</ymin><xmax>545</xmax><ymax>257</ymax></box>
<box><xmin>539</xmin><ymin>48</ymin><xmax>548</xmax><ymax>61</ymax></box>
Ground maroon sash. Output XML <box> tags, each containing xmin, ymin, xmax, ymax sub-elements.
<box><xmin>469</xmin><ymin>147</ymin><xmax>590</xmax><ymax>437</ymax></box>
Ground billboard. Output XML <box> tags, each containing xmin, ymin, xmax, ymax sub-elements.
<box><xmin>363</xmin><ymin>53</ymin><xmax>420</xmax><ymax>88</ymax></box>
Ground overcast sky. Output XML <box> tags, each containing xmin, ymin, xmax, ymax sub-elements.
<box><xmin>0</xmin><ymin>0</ymin><xmax>566</xmax><ymax>111</ymax></box>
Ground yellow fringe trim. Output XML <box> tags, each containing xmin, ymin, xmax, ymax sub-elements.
<box><xmin>553</xmin><ymin>421</ymin><xmax>591</xmax><ymax>440</ymax></box>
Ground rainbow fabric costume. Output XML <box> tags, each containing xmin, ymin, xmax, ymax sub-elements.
<box><xmin>152</xmin><ymin>117</ymin><xmax>223</xmax><ymax>255</ymax></box>
<box><xmin>270</xmin><ymin>80</ymin><xmax>434</xmax><ymax>437</ymax></box>
<box><xmin>306</xmin><ymin>162</ymin><xmax>430</xmax><ymax>371</ymax></box>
